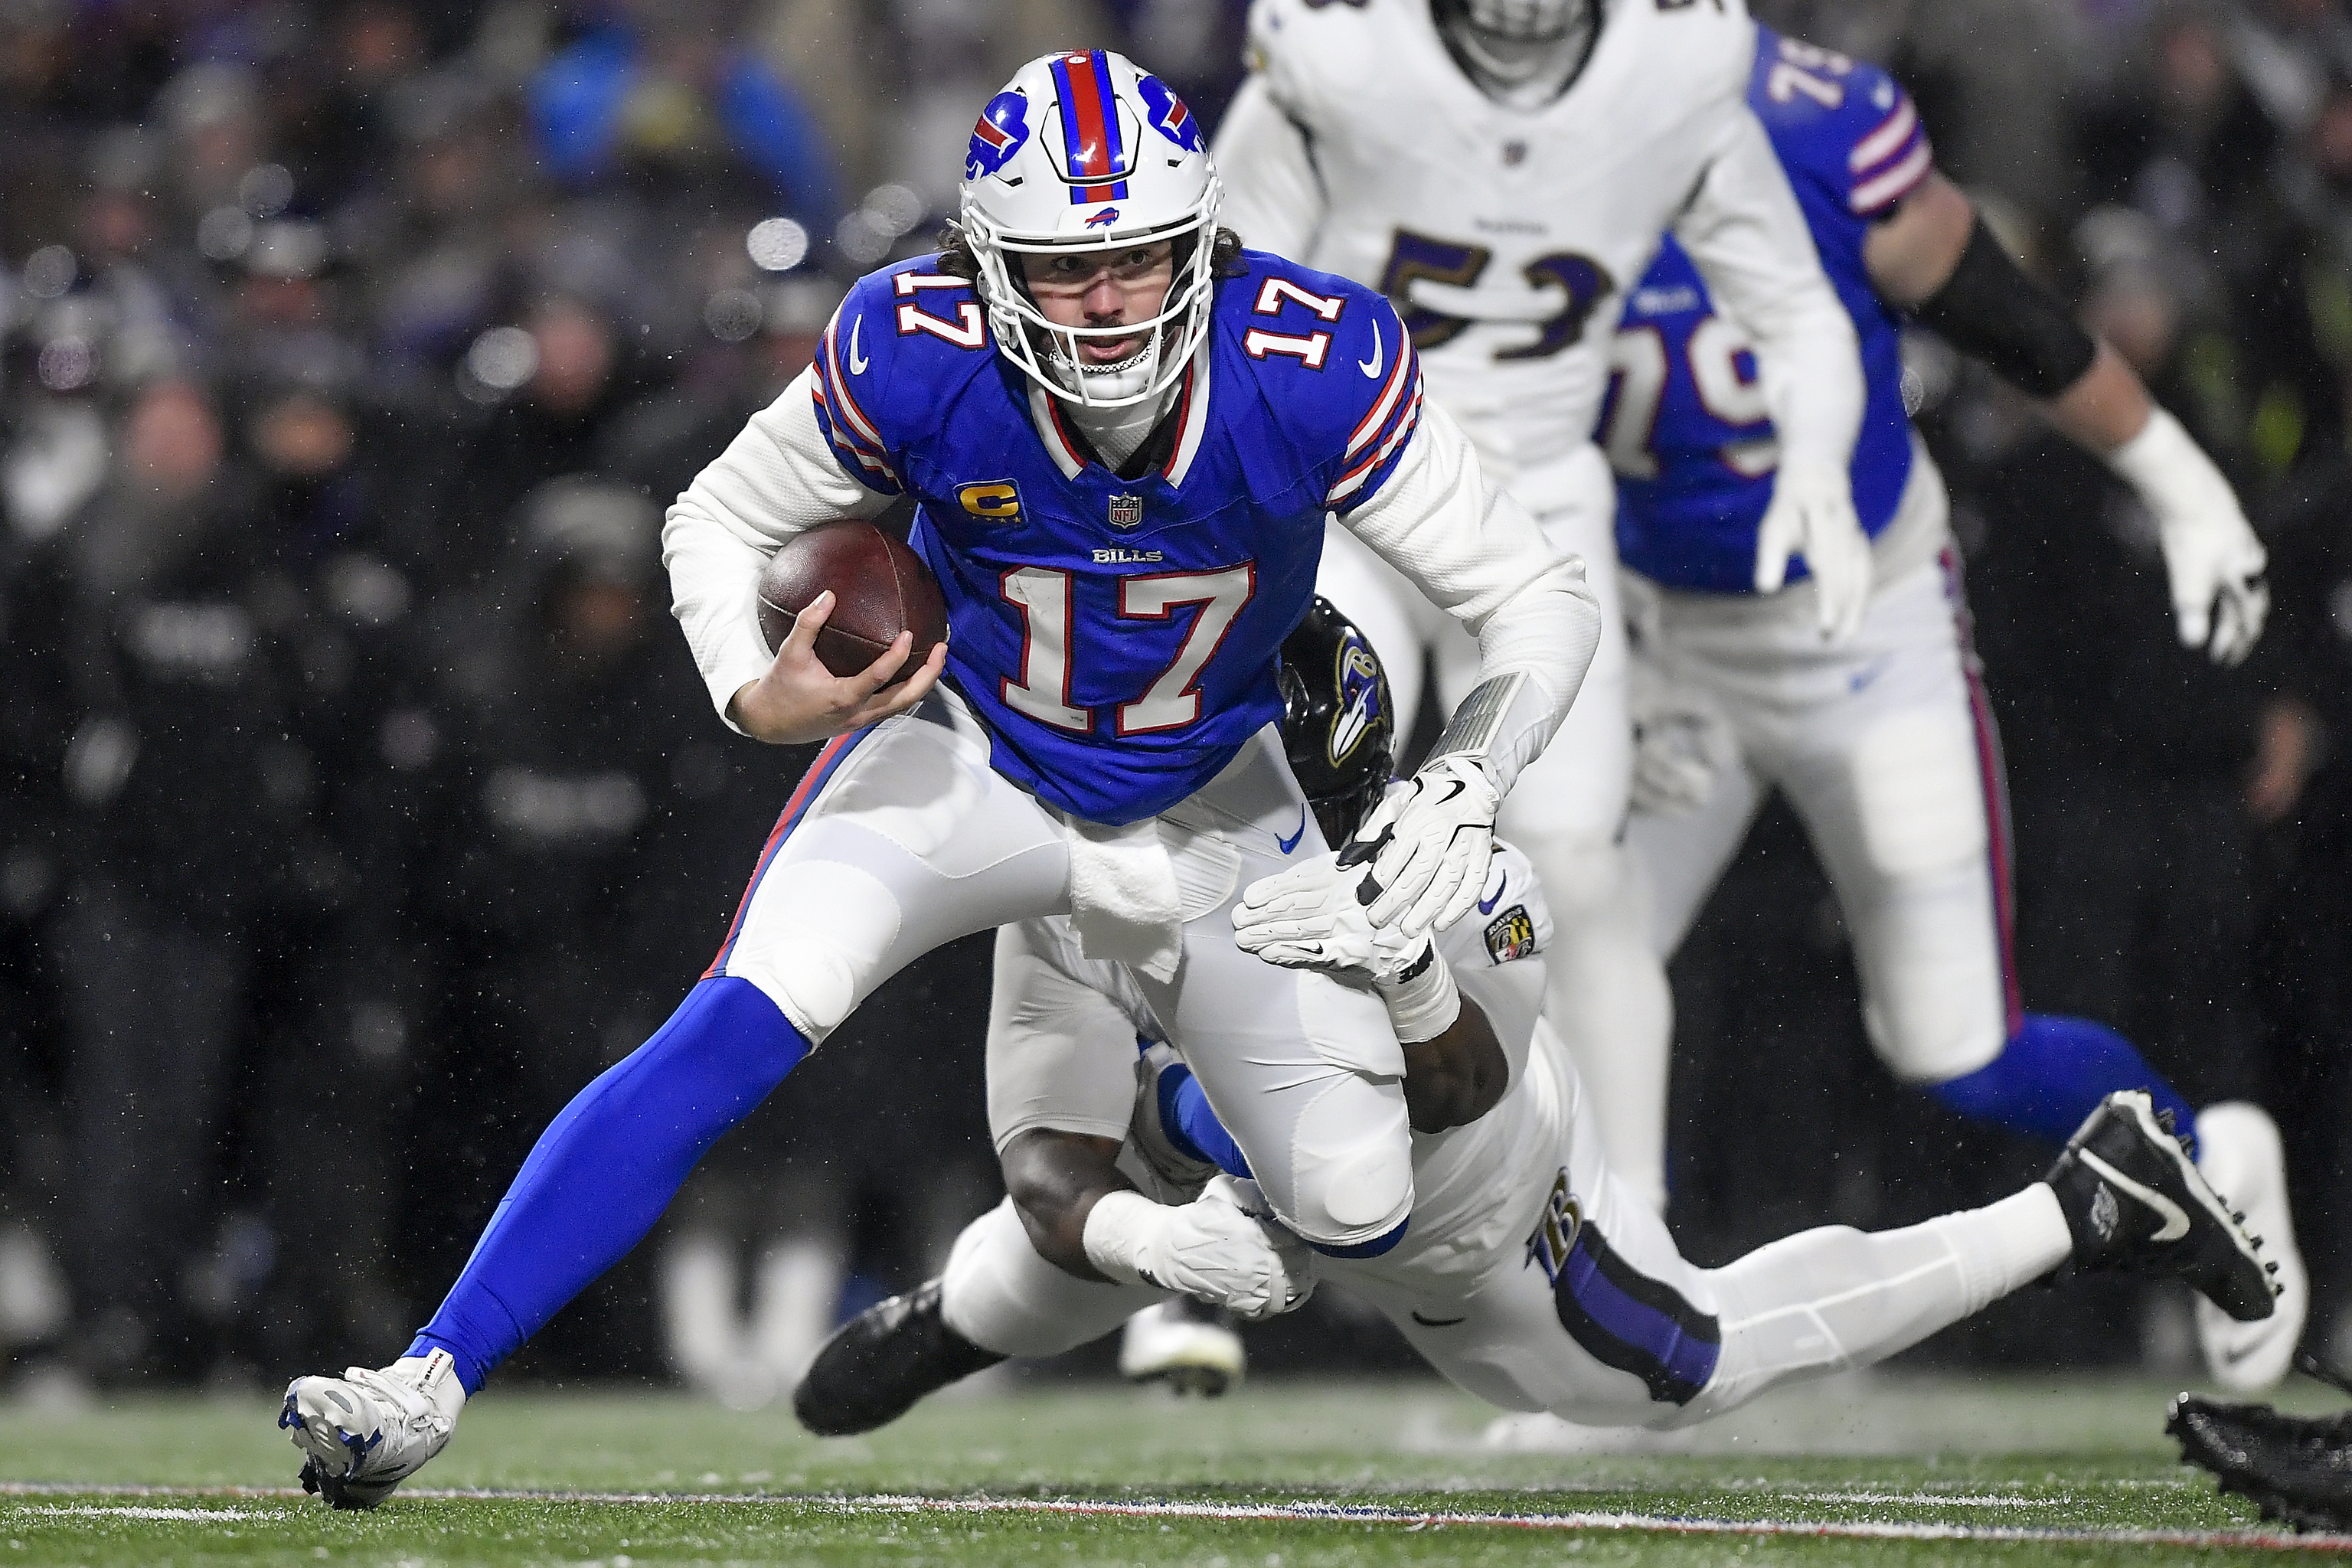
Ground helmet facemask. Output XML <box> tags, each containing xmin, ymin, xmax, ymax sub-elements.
<box><xmin>1436</xmin><ymin>0</ymin><xmax>1602</xmax><ymax>103</ymax></box>
<box><xmin>962</xmin><ymin>181</ymin><xmax>1223</xmax><ymax>410</ymax></box>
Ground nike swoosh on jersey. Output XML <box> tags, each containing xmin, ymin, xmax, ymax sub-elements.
<box><xmin>848</xmin><ymin>315</ymin><xmax>870</xmax><ymax>374</ymax></box>
<box><xmin>1477</xmin><ymin>871</ymin><xmax>1508</xmax><ymax>916</ymax></box>
<box><xmin>1277</xmin><ymin>808</ymin><xmax>1307</xmax><ymax>854</ymax></box>
<box><xmin>2078</xmin><ymin>1148</ymin><xmax>2192</xmax><ymax>1243</ymax></box>
<box><xmin>1359</xmin><ymin>321</ymin><xmax>1383</xmax><ymax>378</ymax></box>
<box><xmin>1410</xmin><ymin>1310</ymin><xmax>1466</xmax><ymax>1328</ymax></box>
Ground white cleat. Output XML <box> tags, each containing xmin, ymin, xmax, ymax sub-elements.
<box><xmin>1119</xmin><ymin>1297</ymin><xmax>1245</xmax><ymax>1397</ymax></box>
<box><xmin>2194</xmin><ymin>1102</ymin><xmax>2308</xmax><ymax>1392</ymax></box>
<box><xmin>280</xmin><ymin>1348</ymin><xmax>466</xmax><ymax>1508</ymax></box>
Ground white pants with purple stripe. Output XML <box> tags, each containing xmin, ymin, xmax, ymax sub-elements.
<box><xmin>708</xmin><ymin>685</ymin><xmax>1416</xmax><ymax>1250</ymax></box>
<box><xmin>942</xmin><ymin>1030</ymin><xmax>2068</xmax><ymax>1427</ymax></box>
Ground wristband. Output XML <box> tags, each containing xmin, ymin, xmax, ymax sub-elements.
<box><xmin>2103</xmin><ymin>408</ymin><xmax>2236</xmax><ymax>520</ymax></box>
<box><xmin>1080</xmin><ymin>1189</ymin><xmax>1165</xmax><ymax>1288</ymax></box>
<box><xmin>1376</xmin><ymin>940</ymin><xmax>1461</xmax><ymax>1044</ymax></box>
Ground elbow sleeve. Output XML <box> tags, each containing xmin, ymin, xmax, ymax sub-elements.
<box><xmin>1912</xmin><ymin>218</ymin><xmax>2097</xmax><ymax>399</ymax></box>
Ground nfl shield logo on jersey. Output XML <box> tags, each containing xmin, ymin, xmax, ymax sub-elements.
<box><xmin>1107</xmin><ymin>494</ymin><xmax>1143</xmax><ymax>528</ymax></box>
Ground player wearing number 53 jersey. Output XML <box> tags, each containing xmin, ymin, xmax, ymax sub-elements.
<box><xmin>1594</xmin><ymin>28</ymin><xmax>2301</xmax><ymax>1390</ymax></box>
<box><xmin>1213</xmin><ymin>0</ymin><xmax>1868</xmax><ymax>1213</ymax></box>
<box><xmin>280</xmin><ymin>47</ymin><xmax>1599</xmax><ymax>1509</ymax></box>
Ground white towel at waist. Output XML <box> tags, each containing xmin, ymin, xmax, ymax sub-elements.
<box><xmin>1061</xmin><ymin>812</ymin><xmax>1184</xmax><ymax>985</ymax></box>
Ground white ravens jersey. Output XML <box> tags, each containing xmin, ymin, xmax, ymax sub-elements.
<box><xmin>1219</xmin><ymin>0</ymin><xmax>1768</xmax><ymax>482</ymax></box>
<box><xmin>989</xmin><ymin>842</ymin><xmax>1561</xmax><ymax>1285</ymax></box>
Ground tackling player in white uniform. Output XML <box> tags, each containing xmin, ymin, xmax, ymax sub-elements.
<box><xmin>1212</xmin><ymin>0</ymin><xmax>1872</xmax><ymax>1211</ymax></box>
<box><xmin>788</xmin><ymin>606</ymin><xmax>2278</xmax><ymax>1437</ymax></box>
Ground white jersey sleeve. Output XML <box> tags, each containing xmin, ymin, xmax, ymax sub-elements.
<box><xmin>1432</xmin><ymin>841</ymin><xmax>1552</xmax><ymax>1089</ymax></box>
<box><xmin>1211</xmin><ymin>74</ymin><xmax>1325</xmax><ymax>261</ymax></box>
<box><xmin>985</xmin><ymin>920</ymin><xmax>1145</xmax><ymax>1153</ymax></box>
<box><xmin>1339</xmin><ymin>399</ymin><xmax>1602</xmax><ymax>791</ymax></box>
<box><xmin>1670</xmin><ymin>106</ymin><xmax>1864</xmax><ymax>475</ymax></box>
<box><xmin>660</xmin><ymin>367</ymin><xmax>893</xmax><ymax>729</ymax></box>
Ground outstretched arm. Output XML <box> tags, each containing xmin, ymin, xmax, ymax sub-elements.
<box><xmin>1866</xmin><ymin>168</ymin><xmax>2269</xmax><ymax>664</ymax></box>
<box><xmin>1338</xmin><ymin>401</ymin><xmax>1601</xmax><ymax>934</ymax></box>
<box><xmin>1675</xmin><ymin>106</ymin><xmax>1871</xmax><ymax>641</ymax></box>
<box><xmin>1000</xmin><ymin>1128</ymin><xmax>1132</xmax><ymax>1282</ymax></box>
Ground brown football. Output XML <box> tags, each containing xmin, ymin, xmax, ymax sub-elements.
<box><xmin>756</xmin><ymin>518</ymin><xmax>948</xmax><ymax>684</ymax></box>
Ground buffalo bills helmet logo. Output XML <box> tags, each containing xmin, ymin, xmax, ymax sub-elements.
<box><xmin>1327</xmin><ymin>633</ymin><xmax>1384</xmax><ymax>766</ymax></box>
<box><xmin>967</xmin><ymin>90</ymin><xmax>1031</xmax><ymax>181</ymax></box>
<box><xmin>1084</xmin><ymin>206</ymin><xmax>1120</xmax><ymax>228</ymax></box>
<box><xmin>1135</xmin><ymin>74</ymin><xmax>1203</xmax><ymax>153</ymax></box>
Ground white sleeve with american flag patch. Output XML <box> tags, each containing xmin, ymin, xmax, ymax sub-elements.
<box><xmin>1336</xmin><ymin>398</ymin><xmax>1600</xmax><ymax>795</ymax></box>
<box><xmin>661</xmin><ymin>364</ymin><xmax>893</xmax><ymax>730</ymax></box>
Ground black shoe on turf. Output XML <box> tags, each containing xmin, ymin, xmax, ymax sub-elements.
<box><xmin>792</xmin><ymin>1279</ymin><xmax>1006</xmax><ymax>1437</ymax></box>
<box><xmin>2168</xmin><ymin>1361</ymin><xmax>2352</xmax><ymax>1534</ymax></box>
<box><xmin>2043</xmin><ymin>1089</ymin><xmax>2278</xmax><ymax>1322</ymax></box>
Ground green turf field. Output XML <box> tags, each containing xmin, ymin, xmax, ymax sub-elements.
<box><xmin>0</xmin><ymin>1373</ymin><xmax>2343</xmax><ymax>1564</ymax></box>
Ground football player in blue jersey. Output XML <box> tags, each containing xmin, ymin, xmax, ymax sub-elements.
<box><xmin>278</xmin><ymin>48</ymin><xmax>1599</xmax><ymax>1507</ymax></box>
<box><xmin>1587</xmin><ymin>29</ymin><xmax>2300</xmax><ymax>1390</ymax></box>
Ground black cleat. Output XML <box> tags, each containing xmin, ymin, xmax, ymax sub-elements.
<box><xmin>792</xmin><ymin>1279</ymin><xmax>1006</xmax><ymax>1436</ymax></box>
<box><xmin>2168</xmin><ymin>1373</ymin><xmax>2352</xmax><ymax>1534</ymax></box>
<box><xmin>2044</xmin><ymin>1090</ymin><xmax>2275</xmax><ymax>1322</ymax></box>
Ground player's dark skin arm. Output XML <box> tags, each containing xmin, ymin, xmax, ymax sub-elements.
<box><xmin>1000</xmin><ymin>994</ymin><xmax>1511</xmax><ymax>1281</ymax></box>
<box><xmin>1863</xmin><ymin>168</ymin><xmax>2152</xmax><ymax>452</ymax></box>
<box><xmin>1001</xmin><ymin>1129</ymin><xmax>1132</xmax><ymax>1283</ymax></box>
<box><xmin>1400</xmin><ymin>989</ymin><xmax>1511</xmax><ymax>1134</ymax></box>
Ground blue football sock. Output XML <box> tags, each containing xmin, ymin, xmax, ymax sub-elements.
<box><xmin>1927</xmin><ymin>1012</ymin><xmax>2197</xmax><ymax>1151</ymax></box>
<box><xmin>408</xmin><ymin>976</ymin><xmax>811</xmax><ymax>1394</ymax></box>
<box><xmin>1155</xmin><ymin>1060</ymin><xmax>1252</xmax><ymax>1180</ymax></box>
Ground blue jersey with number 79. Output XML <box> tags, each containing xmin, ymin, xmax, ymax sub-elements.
<box><xmin>1605</xmin><ymin>27</ymin><xmax>1928</xmax><ymax>594</ymax></box>
<box><xmin>809</xmin><ymin>250</ymin><xmax>1423</xmax><ymax>825</ymax></box>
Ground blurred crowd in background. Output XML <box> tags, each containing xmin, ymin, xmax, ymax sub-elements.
<box><xmin>6</xmin><ymin>0</ymin><xmax>2352</xmax><ymax>1403</ymax></box>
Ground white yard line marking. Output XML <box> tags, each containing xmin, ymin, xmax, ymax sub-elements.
<box><xmin>2</xmin><ymin>1482</ymin><xmax>2345</xmax><ymax>1552</ymax></box>
<box><xmin>24</xmin><ymin>1506</ymin><xmax>257</xmax><ymax>1521</ymax></box>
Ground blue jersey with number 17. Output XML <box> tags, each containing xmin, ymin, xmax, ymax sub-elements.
<box><xmin>1606</xmin><ymin>28</ymin><xmax>1930</xmax><ymax>594</ymax></box>
<box><xmin>809</xmin><ymin>250</ymin><xmax>1423</xmax><ymax>825</ymax></box>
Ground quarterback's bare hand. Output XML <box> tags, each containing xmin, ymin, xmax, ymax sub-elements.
<box><xmin>727</xmin><ymin>590</ymin><xmax>946</xmax><ymax>744</ymax></box>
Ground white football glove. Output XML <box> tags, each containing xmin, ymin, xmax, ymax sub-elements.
<box><xmin>1232</xmin><ymin>851</ymin><xmax>1429</xmax><ymax>983</ymax></box>
<box><xmin>1234</xmin><ymin>853</ymin><xmax>1464</xmax><ymax>1041</ymax></box>
<box><xmin>1628</xmin><ymin>655</ymin><xmax>1740</xmax><ymax>817</ymax></box>
<box><xmin>2106</xmin><ymin>408</ymin><xmax>2269</xmax><ymax>666</ymax></box>
<box><xmin>1342</xmin><ymin>754</ymin><xmax>1500</xmax><ymax>939</ymax></box>
<box><xmin>1754</xmin><ymin>453</ymin><xmax>1872</xmax><ymax>642</ymax></box>
<box><xmin>1083</xmin><ymin>1176</ymin><xmax>1318</xmax><ymax>1322</ymax></box>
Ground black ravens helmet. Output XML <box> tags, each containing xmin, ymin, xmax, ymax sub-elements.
<box><xmin>1279</xmin><ymin>597</ymin><xmax>1395</xmax><ymax>848</ymax></box>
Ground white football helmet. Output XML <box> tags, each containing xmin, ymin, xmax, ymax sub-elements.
<box><xmin>959</xmin><ymin>49</ymin><xmax>1223</xmax><ymax>408</ymax></box>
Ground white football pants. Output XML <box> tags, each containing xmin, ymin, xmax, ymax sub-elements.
<box><xmin>1609</xmin><ymin>474</ymin><xmax>2017</xmax><ymax>1207</ymax></box>
<box><xmin>708</xmin><ymin>686</ymin><xmax>1413</xmax><ymax>1250</ymax></box>
<box><xmin>940</xmin><ymin>1035</ymin><xmax>2070</xmax><ymax>1427</ymax></box>
<box><xmin>1318</xmin><ymin>440</ymin><xmax>1675</xmax><ymax>1214</ymax></box>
